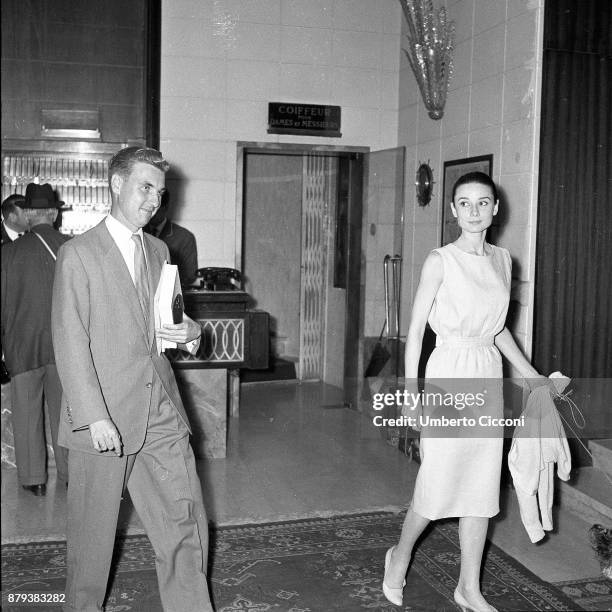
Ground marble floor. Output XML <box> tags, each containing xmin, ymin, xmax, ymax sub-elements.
<box><xmin>1</xmin><ymin>381</ymin><xmax>601</xmax><ymax>585</ymax></box>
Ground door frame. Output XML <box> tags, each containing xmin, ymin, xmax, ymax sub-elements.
<box><xmin>235</xmin><ymin>142</ymin><xmax>369</xmax><ymax>271</ymax></box>
<box><xmin>236</xmin><ymin>142</ymin><xmax>369</xmax><ymax>391</ymax></box>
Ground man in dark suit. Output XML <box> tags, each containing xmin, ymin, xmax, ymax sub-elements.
<box><xmin>1</xmin><ymin>193</ymin><xmax>28</xmax><ymax>244</ymax></box>
<box><xmin>1</xmin><ymin>184</ymin><xmax>69</xmax><ymax>495</ymax></box>
<box><xmin>1</xmin><ymin>193</ymin><xmax>28</xmax><ymax>383</ymax></box>
<box><xmin>145</xmin><ymin>189</ymin><xmax>198</xmax><ymax>285</ymax></box>
<box><xmin>52</xmin><ymin>147</ymin><xmax>213</xmax><ymax>611</ymax></box>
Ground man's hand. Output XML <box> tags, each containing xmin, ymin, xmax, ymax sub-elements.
<box><xmin>89</xmin><ymin>418</ymin><xmax>122</xmax><ymax>456</ymax></box>
<box><xmin>156</xmin><ymin>313</ymin><xmax>201</xmax><ymax>344</ymax></box>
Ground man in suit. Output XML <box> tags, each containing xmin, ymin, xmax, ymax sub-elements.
<box><xmin>1</xmin><ymin>193</ymin><xmax>27</xmax><ymax>383</ymax></box>
<box><xmin>52</xmin><ymin>147</ymin><xmax>213</xmax><ymax>611</ymax></box>
<box><xmin>145</xmin><ymin>189</ymin><xmax>198</xmax><ymax>286</ymax></box>
<box><xmin>1</xmin><ymin>183</ymin><xmax>69</xmax><ymax>495</ymax></box>
<box><xmin>1</xmin><ymin>194</ymin><xmax>28</xmax><ymax>244</ymax></box>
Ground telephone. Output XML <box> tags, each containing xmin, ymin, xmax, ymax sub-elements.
<box><xmin>196</xmin><ymin>267</ymin><xmax>242</xmax><ymax>291</ymax></box>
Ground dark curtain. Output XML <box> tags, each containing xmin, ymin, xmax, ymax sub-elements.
<box><xmin>534</xmin><ymin>0</ymin><xmax>612</xmax><ymax>378</ymax></box>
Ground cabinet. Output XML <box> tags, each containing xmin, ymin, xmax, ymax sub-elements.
<box><xmin>1</xmin><ymin>142</ymin><xmax>121</xmax><ymax>234</ymax></box>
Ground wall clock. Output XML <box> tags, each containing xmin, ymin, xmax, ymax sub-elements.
<box><xmin>416</xmin><ymin>162</ymin><xmax>434</xmax><ymax>206</ymax></box>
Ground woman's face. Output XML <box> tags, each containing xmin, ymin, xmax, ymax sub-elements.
<box><xmin>451</xmin><ymin>181</ymin><xmax>498</xmax><ymax>234</ymax></box>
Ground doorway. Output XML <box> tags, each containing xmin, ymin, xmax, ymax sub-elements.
<box><xmin>238</xmin><ymin>142</ymin><xmax>405</xmax><ymax>408</ymax></box>
<box><xmin>238</xmin><ymin>143</ymin><xmax>365</xmax><ymax>394</ymax></box>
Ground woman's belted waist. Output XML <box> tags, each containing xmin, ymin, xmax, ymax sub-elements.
<box><xmin>435</xmin><ymin>335</ymin><xmax>495</xmax><ymax>348</ymax></box>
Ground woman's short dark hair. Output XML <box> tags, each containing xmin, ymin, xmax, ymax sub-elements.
<box><xmin>452</xmin><ymin>172</ymin><xmax>498</xmax><ymax>202</ymax></box>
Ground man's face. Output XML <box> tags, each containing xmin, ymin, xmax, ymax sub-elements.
<box><xmin>111</xmin><ymin>162</ymin><xmax>166</xmax><ymax>232</ymax></box>
<box><xmin>7</xmin><ymin>206</ymin><xmax>28</xmax><ymax>233</ymax></box>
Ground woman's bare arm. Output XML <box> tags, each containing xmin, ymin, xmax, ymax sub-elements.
<box><xmin>494</xmin><ymin>327</ymin><xmax>541</xmax><ymax>378</ymax></box>
<box><xmin>404</xmin><ymin>252</ymin><xmax>443</xmax><ymax>384</ymax></box>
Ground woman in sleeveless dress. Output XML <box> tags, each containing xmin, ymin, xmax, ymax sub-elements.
<box><xmin>382</xmin><ymin>172</ymin><xmax>548</xmax><ymax>612</ymax></box>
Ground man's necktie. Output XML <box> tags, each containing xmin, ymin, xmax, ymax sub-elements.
<box><xmin>131</xmin><ymin>233</ymin><xmax>149</xmax><ymax>319</ymax></box>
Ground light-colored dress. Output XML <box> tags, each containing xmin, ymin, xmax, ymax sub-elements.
<box><xmin>411</xmin><ymin>242</ymin><xmax>512</xmax><ymax>519</ymax></box>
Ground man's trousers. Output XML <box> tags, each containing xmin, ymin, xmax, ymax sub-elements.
<box><xmin>63</xmin><ymin>380</ymin><xmax>213</xmax><ymax>612</ymax></box>
<box><xmin>10</xmin><ymin>364</ymin><xmax>68</xmax><ymax>485</ymax></box>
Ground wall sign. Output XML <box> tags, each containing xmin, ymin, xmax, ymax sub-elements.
<box><xmin>268</xmin><ymin>102</ymin><xmax>341</xmax><ymax>137</ymax></box>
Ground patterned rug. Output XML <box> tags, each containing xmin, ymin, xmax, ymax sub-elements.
<box><xmin>553</xmin><ymin>576</ymin><xmax>612</xmax><ymax>612</ymax></box>
<box><xmin>1</xmin><ymin>512</ymin><xmax>588</xmax><ymax>611</ymax></box>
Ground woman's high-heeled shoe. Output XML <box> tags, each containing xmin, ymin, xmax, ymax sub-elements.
<box><xmin>454</xmin><ymin>590</ymin><xmax>470</xmax><ymax>612</ymax></box>
<box><xmin>453</xmin><ymin>589</ymin><xmax>498</xmax><ymax>612</ymax></box>
<box><xmin>382</xmin><ymin>546</ymin><xmax>405</xmax><ymax>606</ymax></box>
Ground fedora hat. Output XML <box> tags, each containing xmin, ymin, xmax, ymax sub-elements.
<box><xmin>24</xmin><ymin>183</ymin><xmax>59</xmax><ymax>209</ymax></box>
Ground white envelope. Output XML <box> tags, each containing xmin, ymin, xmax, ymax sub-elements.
<box><xmin>154</xmin><ymin>262</ymin><xmax>182</xmax><ymax>354</ymax></box>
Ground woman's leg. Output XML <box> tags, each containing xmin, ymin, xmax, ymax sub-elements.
<box><xmin>455</xmin><ymin>516</ymin><xmax>497</xmax><ymax>611</ymax></box>
<box><xmin>385</xmin><ymin>504</ymin><xmax>430</xmax><ymax>587</ymax></box>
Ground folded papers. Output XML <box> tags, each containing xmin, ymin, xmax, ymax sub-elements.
<box><xmin>154</xmin><ymin>262</ymin><xmax>183</xmax><ymax>354</ymax></box>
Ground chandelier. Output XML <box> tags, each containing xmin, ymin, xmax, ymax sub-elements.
<box><xmin>399</xmin><ymin>0</ymin><xmax>455</xmax><ymax>120</ymax></box>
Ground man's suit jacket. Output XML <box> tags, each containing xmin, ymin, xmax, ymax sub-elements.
<box><xmin>155</xmin><ymin>221</ymin><xmax>198</xmax><ymax>286</ymax></box>
<box><xmin>2</xmin><ymin>224</ymin><xmax>69</xmax><ymax>375</ymax></box>
<box><xmin>51</xmin><ymin>220</ymin><xmax>191</xmax><ymax>455</ymax></box>
<box><xmin>1</xmin><ymin>222</ymin><xmax>12</xmax><ymax>245</ymax></box>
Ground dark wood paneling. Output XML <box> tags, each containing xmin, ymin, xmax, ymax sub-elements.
<box><xmin>40</xmin><ymin>24</ymin><xmax>145</xmax><ymax>66</ymax></box>
<box><xmin>39</xmin><ymin>0</ymin><xmax>145</xmax><ymax>29</ymax></box>
<box><xmin>0</xmin><ymin>101</ymin><xmax>40</xmax><ymax>139</ymax></box>
<box><xmin>44</xmin><ymin>64</ymin><xmax>98</xmax><ymax>104</ymax></box>
<box><xmin>1</xmin><ymin>0</ymin><xmax>153</xmax><ymax>144</ymax></box>
<box><xmin>1</xmin><ymin>59</ymin><xmax>45</xmax><ymax>100</ymax></box>
<box><xmin>3</xmin><ymin>23</ymin><xmax>144</xmax><ymax>65</ymax></box>
<box><xmin>100</xmin><ymin>106</ymin><xmax>145</xmax><ymax>142</ymax></box>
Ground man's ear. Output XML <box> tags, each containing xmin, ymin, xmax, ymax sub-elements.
<box><xmin>51</xmin><ymin>210</ymin><xmax>58</xmax><ymax>223</ymax></box>
<box><xmin>110</xmin><ymin>174</ymin><xmax>123</xmax><ymax>196</ymax></box>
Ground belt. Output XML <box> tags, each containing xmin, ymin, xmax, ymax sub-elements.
<box><xmin>435</xmin><ymin>335</ymin><xmax>494</xmax><ymax>348</ymax></box>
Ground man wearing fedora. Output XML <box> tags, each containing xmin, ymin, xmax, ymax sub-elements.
<box><xmin>1</xmin><ymin>183</ymin><xmax>69</xmax><ymax>495</ymax></box>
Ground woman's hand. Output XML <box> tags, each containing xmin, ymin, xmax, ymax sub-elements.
<box><xmin>526</xmin><ymin>374</ymin><xmax>551</xmax><ymax>392</ymax></box>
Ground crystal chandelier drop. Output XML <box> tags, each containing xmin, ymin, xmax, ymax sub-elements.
<box><xmin>399</xmin><ymin>0</ymin><xmax>455</xmax><ymax>120</ymax></box>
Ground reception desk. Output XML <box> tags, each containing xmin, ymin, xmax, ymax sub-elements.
<box><xmin>170</xmin><ymin>289</ymin><xmax>269</xmax><ymax>459</ymax></box>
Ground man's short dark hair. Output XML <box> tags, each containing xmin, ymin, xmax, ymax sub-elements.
<box><xmin>108</xmin><ymin>146</ymin><xmax>170</xmax><ymax>184</ymax></box>
<box><xmin>2</xmin><ymin>194</ymin><xmax>26</xmax><ymax>219</ymax></box>
<box><xmin>452</xmin><ymin>171</ymin><xmax>498</xmax><ymax>203</ymax></box>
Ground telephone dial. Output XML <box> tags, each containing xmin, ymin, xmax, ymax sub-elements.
<box><xmin>196</xmin><ymin>267</ymin><xmax>242</xmax><ymax>291</ymax></box>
